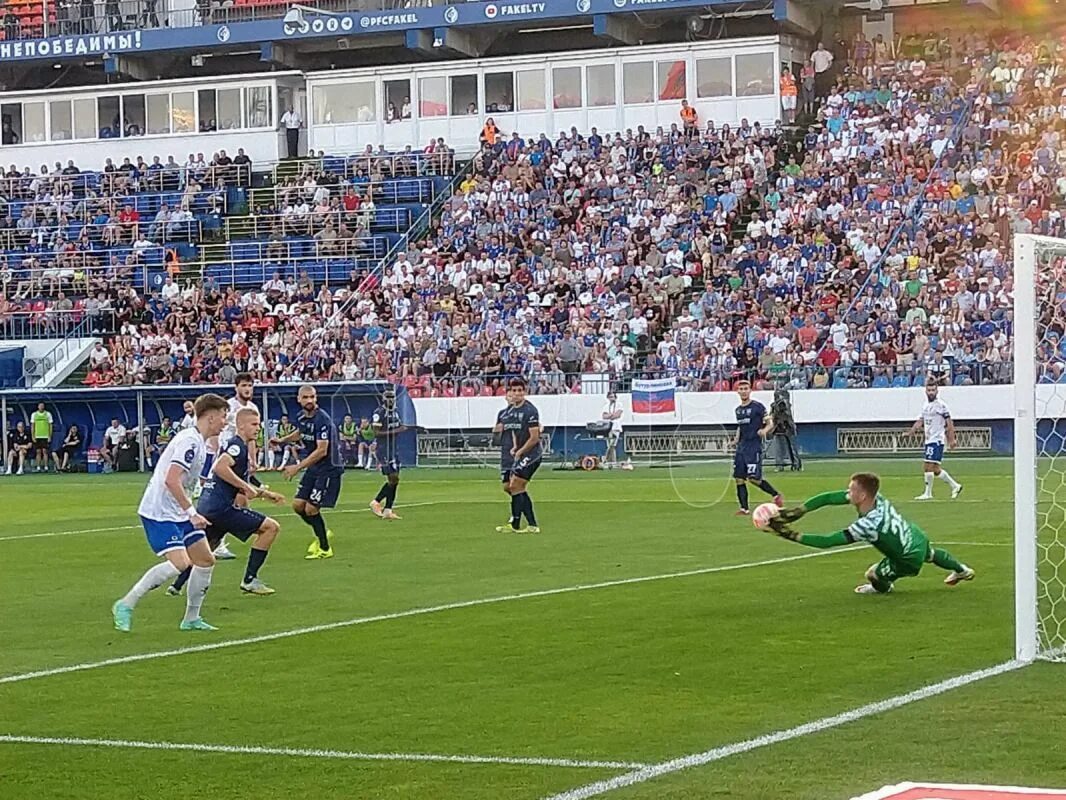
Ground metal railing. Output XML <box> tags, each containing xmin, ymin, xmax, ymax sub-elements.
<box><xmin>274</xmin><ymin>152</ymin><xmax>455</xmax><ymax>184</ymax></box>
<box><xmin>0</xmin><ymin>164</ymin><xmax>251</xmax><ymax>197</ymax></box>
<box><xmin>225</xmin><ymin>208</ymin><xmax>386</xmax><ymax>241</ymax></box>
<box><xmin>4</xmin><ymin>0</ymin><xmax>455</xmax><ymax>41</ymax></box>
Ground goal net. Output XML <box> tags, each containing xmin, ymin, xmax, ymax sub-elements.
<box><xmin>1015</xmin><ymin>234</ymin><xmax>1066</xmax><ymax>663</ymax></box>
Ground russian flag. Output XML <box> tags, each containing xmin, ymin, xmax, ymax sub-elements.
<box><xmin>632</xmin><ymin>378</ymin><xmax>676</xmax><ymax>414</ymax></box>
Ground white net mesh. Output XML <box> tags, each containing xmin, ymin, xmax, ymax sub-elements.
<box><xmin>1033</xmin><ymin>236</ymin><xmax>1066</xmax><ymax>662</ymax></box>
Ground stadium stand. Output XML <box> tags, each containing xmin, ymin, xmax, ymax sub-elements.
<box><xmin>1</xmin><ymin>27</ymin><xmax>1065</xmax><ymax>396</ymax></box>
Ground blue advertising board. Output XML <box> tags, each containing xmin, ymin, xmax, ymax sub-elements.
<box><xmin>0</xmin><ymin>0</ymin><xmax>741</xmax><ymax>63</ymax></box>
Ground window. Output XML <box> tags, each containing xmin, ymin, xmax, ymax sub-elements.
<box><xmin>484</xmin><ymin>72</ymin><xmax>513</xmax><ymax>113</ymax></box>
<box><xmin>122</xmin><ymin>94</ymin><xmax>146</xmax><ymax>137</ymax></box>
<box><xmin>736</xmin><ymin>52</ymin><xmax>774</xmax><ymax>97</ymax></box>
<box><xmin>198</xmin><ymin>89</ymin><xmax>217</xmax><ymax>131</ymax></box>
<box><xmin>171</xmin><ymin>92</ymin><xmax>195</xmax><ymax>134</ymax></box>
<box><xmin>217</xmin><ymin>88</ymin><xmax>242</xmax><ymax>130</ymax></box>
<box><xmin>623</xmin><ymin>61</ymin><xmax>653</xmax><ymax>104</ymax></box>
<box><xmin>419</xmin><ymin>76</ymin><xmax>447</xmax><ymax>117</ymax></box>
<box><xmin>73</xmin><ymin>98</ymin><xmax>96</xmax><ymax>140</ymax></box>
<box><xmin>516</xmin><ymin>69</ymin><xmax>545</xmax><ymax>111</ymax></box>
<box><xmin>146</xmin><ymin>93</ymin><xmax>170</xmax><ymax>135</ymax></box>
<box><xmin>244</xmin><ymin>86</ymin><xmax>272</xmax><ymax>128</ymax></box>
<box><xmin>450</xmin><ymin>74</ymin><xmax>477</xmax><ymax>116</ymax></box>
<box><xmin>384</xmin><ymin>79</ymin><xmax>411</xmax><ymax>122</ymax></box>
<box><xmin>696</xmin><ymin>57</ymin><xmax>732</xmax><ymax>98</ymax></box>
<box><xmin>313</xmin><ymin>82</ymin><xmax>374</xmax><ymax>124</ymax></box>
<box><xmin>657</xmin><ymin>60</ymin><xmax>686</xmax><ymax>101</ymax></box>
<box><xmin>22</xmin><ymin>102</ymin><xmax>45</xmax><ymax>143</ymax></box>
<box><xmin>552</xmin><ymin>66</ymin><xmax>581</xmax><ymax>109</ymax></box>
<box><xmin>98</xmin><ymin>95</ymin><xmax>120</xmax><ymax>138</ymax></box>
<box><xmin>586</xmin><ymin>64</ymin><xmax>616</xmax><ymax>107</ymax></box>
<box><xmin>1</xmin><ymin>103</ymin><xmax>21</xmax><ymax>145</ymax></box>
<box><xmin>49</xmin><ymin>100</ymin><xmax>72</xmax><ymax>141</ymax></box>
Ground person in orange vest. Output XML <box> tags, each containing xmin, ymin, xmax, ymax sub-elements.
<box><xmin>779</xmin><ymin>67</ymin><xmax>798</xmax><ymax>124</ymax></box>
<box><xmin>679</xmin><ymin>100</ymin><xmax>698</xmax><ymax>138</ymax></box>
<box><xmin>480</xmin><ymin>117</ymin><xmax>500</xmax><ymax>149</ymax></box>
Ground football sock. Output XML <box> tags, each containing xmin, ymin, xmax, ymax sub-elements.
<box><xmin>937</xmin><ymin>469</ymin><xmax>960</xmax><ymax>490</ymax></box>
<box><xmin>510</xmin><ymin>494</ymin><xmax>522</xmax><ymax>529</ymax></box>
<box><xmin>923</xmin><ymin>473</ymin><xmax>934</xmax><ymax>495</ymax></box>
<box><xmin>736</xmin><ymin>483</ymin><xmax>749</xmax><ymax>510</ymax></box>
<box><xmin>244</xmin><ymin>547</ymin><xmax>269</xmax><ymax>583</ymax></box>
<box><xmin>121</xmin><ymin>561</ymin><xmax>181</xmax><ymax>608</ymax></box>
<box><xmin>171</xmin><ymin>566</ymin><xmax>192</xmax><ymax>592</ymax></box>
<box><xmin>755</xmin><ymin>479</ymin><xmax>778</xmax><ymax>496</ymax></box>
<box><xmin>521</xmin><ymin>493</ymin><xmax>537</xmax><ymax>527</ymax></box>
<box><xmin>931</xmin><ymin>547</ymin><xmax>965</xmax><ymax>573</ymax></box>
<box><xmin>869</xmin><ymin>575</ymin><xmax>893</xmax><ymax>593</ymax></box>
<box><xmin>183</xmin><ymin>565</ymin><xmax>213</xmax><ymax>623</ymax></box>
<box><xmin>308</xmin><ymin>513</ymin><xmax>330</xmax><ymax>550</ymax></box>
<box><xmin>375</xmin><ymin>483</ymin><xmax>389</xmax><ymax>503</ymax></box>
<box><xmin>385</xmin><ymin>483</ymin><xmax>398</xmax><ymax>509</ymax></box>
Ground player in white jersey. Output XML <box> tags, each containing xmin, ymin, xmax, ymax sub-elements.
<box><xmin>210</xmin><ymin>373</ymin><xmax>260</xmax><ymax>561</ymax></box>
<box><xmin>908</xmin><ymin>380</ymin><xmax>963</xmax><ymax>501</ymax></box>
<box><xmin>112</xmin><ymin>393</ymin><xmax>229</xmax><ymax>633</ymax></box>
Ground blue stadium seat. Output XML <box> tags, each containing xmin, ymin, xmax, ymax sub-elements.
<box><xmin>891</xmin><ymin>375</ymin><xmax>911</xmax><ymax>388</ymax></box>
<box><xmin>871</xmin><ymin>375</ymin><xmax>890</xmax><ymax>388</ymax></box>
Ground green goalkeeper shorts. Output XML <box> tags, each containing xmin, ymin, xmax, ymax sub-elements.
<box><xmin>872</xmin><ymin>525</ymin><xmax>931</xmax><ymax>583</ymax></box>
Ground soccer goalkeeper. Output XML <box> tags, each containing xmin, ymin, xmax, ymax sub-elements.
<box><xmin>766</xmin><ymin>472</ymin><xmax>975</xmax><ymax>594</ymax></box>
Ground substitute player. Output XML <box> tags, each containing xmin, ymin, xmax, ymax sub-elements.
<box><xmin>30</xmin><ymin>402</ymin><xmax>53</xmax><ymax>473</ymax></box>
<box><xmin>169</xmin><ymin>407</ymin><xmax>284</xmax><ymax>602</ymax></box>
<box><xmin>733</xmin><ymin>379</ymin><xmax>783</xmax><ymax>516</ymax></box>
<box><xmin>273</xmin><ymin>384</ymin><xmax>343</xmax><ymax>559</ymax></box>
<box><xmin>111</xmin><ymin>393</ymin><xmax>228</xmax><ymax>633</ymax></box>
<box><xmin>494</xmin><ymin>377</ymin><xmax>542</xmax><ymax>534</ymax></box>
<box><xmin>908</xmin><ymin>380</ymin><xmax>963</xmax><ymax>501</ymax></box>
<box><xmin>765</xmin><ymin>472</ymin><xmax>975</xmax><ymax>594</ymax></box>
<box><xmin>358</xmin><ymin>417</ymin><xmax>377</xmax><ymax>470</ymax></box>
<box><xmin>370</xmin><ymin>386</ymin><xmax>406</xmax><ymax>521</ymax></box>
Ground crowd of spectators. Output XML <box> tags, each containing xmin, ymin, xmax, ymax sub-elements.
<box><xmin>2</xmin><ymin>26</ymin><xmax>1066</xmax><ymax>393</ymax></box>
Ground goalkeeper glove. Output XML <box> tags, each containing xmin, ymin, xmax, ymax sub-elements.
<box><xmin>768</xmin><ymin>517</ymin><xmax>801</xmax><ymax>541</ymax></box>
<box><xmin>775</xmin><ymin>505</ymin><xmax>807</xmax><ymax>523</ymax></box>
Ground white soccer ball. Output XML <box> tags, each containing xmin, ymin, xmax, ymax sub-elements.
<box><xmin>752</xmin><ymin>502</ymin><xmax>780</xmax><ymax>530</ymax></box>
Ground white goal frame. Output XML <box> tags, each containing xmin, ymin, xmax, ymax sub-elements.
<box><xmin>1013</xmin><ymin>234</ymin><xmax>1064</xmax><ymax>663</ymax></box>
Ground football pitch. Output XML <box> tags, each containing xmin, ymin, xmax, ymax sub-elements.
<box><xmin>2</xmin><ymin>459</ymin><xmax>1065</xmax><ymax>800</ymax></box>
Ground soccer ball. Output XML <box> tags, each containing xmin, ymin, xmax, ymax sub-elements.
<box><xmin>752</xmin><ymin>502</ymin><xmax>780</xmax><ymax>530</ymax></box>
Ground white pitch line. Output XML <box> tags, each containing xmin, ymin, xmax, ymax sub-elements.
<box><xmin>0</xmin><ymin>547</ymin><xmax>859</xmax><ymax>686</ymax></box>
<box><xmin>542</xmin><ymin>659</ymin><xmax>1025</xmax><ymax>800</ymax></box>
<box><xmin>0</xmin><ymin>524</ymin><xmax>140</xmax><ymax>542</ymax></box>
<box><xmin>936</xmin><ymin>541</ymin><xmax>1013</xmax><ymax>547</ymax></box>
<box><xmin>0</xmin><ymin>734</ymin><xmax>645</xmax><ymax>771</ymax></box>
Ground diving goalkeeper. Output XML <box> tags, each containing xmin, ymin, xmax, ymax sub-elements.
<box><xmin>765</xmin><ymin>472</ymin><xmax>975</xmax><ymax>594</ymax></box>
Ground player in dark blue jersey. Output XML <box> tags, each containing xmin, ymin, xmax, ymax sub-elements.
<box><xmin>169</xmin><ymin>407</ymin><xmax>285</xmax><ymax>601</ymax></box>
<box><xmin>369</xmin><ymin>385</ymin><xmax>407</xmax><ymax>521</ymax></box>
<box><xmin>733</xmin><ymin>379</ymin><xmax>783</xmax><ymax>516</ymax></box>
<box><xmin>493</xmin><ymin>377</ymin><xmax>542</xmax><ymax>533</ymax></box>
<box><xmin>273</xmin><ymin>384</ymin><xmax>344</xmax><ymax>560</ymax></box>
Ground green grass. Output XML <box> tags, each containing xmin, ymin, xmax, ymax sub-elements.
<box><xmin>1</xmin><ymin>460</ymin><xmax>1064</xmax><ymax>800</ymax></box>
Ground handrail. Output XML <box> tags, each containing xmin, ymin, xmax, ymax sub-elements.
<box><xmin>0</xmin><ymin>163</ymin><xmax>252</xmax><ymax>195</ymax></box>
<box><xmin>272</xmin><ymin>151</ymin><xmax>456</xmax><ymax>185</ymax></box>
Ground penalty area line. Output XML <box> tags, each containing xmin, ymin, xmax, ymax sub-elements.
<box><xmin>542</xmin><ymin>659</ymin><xmax>1026</xmax><ymax>800</ymax></box>
<box><xmin>0</xmin><ymin>734</ymin><xmax>647</xmax><ymax>771</ymax></box>
<box><xmin>0</xmin><ymin>547</ymin><xmax>859</xmax><ymax>686</ymax></box>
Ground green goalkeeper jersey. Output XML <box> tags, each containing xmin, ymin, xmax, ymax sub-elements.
<box><xmin>797</xmin><ymin>490</ymin><xmax>929</xmax><ymax>567</ymax></box>
<box><xmin>845</xmin><ymin>493</ymin><xmax>929</xmax><ymax>564</ymax></box>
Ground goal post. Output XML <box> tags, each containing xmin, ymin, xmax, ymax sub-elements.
<box><xmin>1013</xmin><ymin>233</ymin><xmax>1066</xmax><ymax>664</ymax></box>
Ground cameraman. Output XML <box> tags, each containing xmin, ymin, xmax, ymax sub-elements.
<box><xmin>769</xmin><ymin>388</ymin><xmax>802</xmax><ymax>472</ymax></box>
